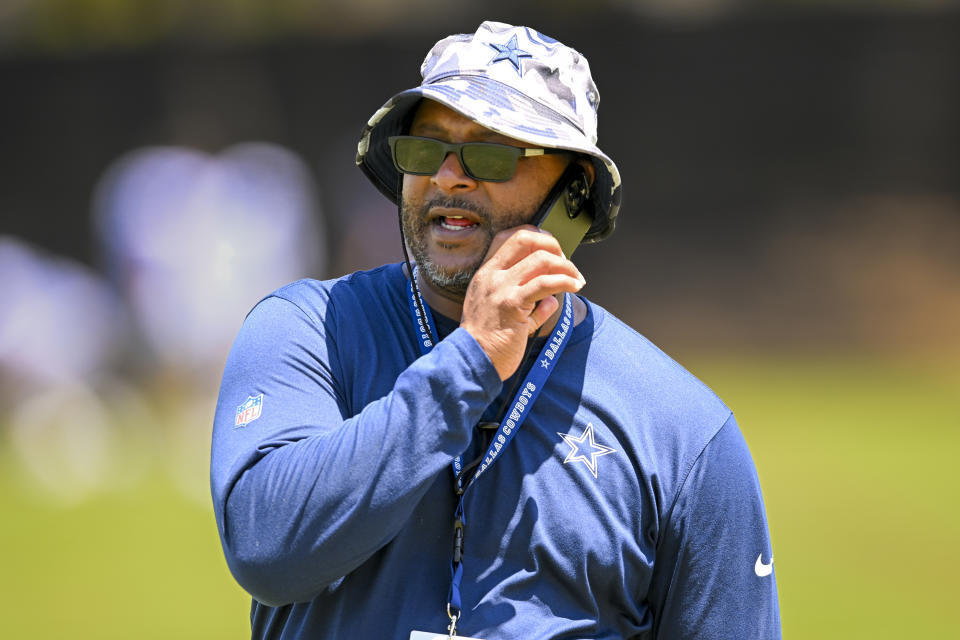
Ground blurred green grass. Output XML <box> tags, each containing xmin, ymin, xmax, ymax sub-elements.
<box><xmin>691</xmin><ymin>354</ymin><xmax>960</xmax><ymax>638</ymax></box>
<box><xmin>1</xmin><ymin>355</ymin><xmax>957</xmax><ymax>638</ymax></box>
<box><xmin>0</xmin><ymin>458</ymin><xmax>250</xmax><ymax>638</ymax></box>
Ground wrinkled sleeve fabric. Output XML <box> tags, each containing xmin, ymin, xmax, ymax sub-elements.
<box><xmin>649</xmin><ymin>414</ymin><xmax>781</xmax><ymax>639</ymax></box>
<box><xmin>210</xmin><ymin>293</ymin><xmax>501</xmax><ymax>606</ymax></box>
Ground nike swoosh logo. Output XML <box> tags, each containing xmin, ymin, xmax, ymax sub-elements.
<box><xmin>754</xmin><ymin>553</ymin><xmax>774</xmax><ymax>577</ymax></box>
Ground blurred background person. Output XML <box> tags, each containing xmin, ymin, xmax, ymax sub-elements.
<box><xmin>0</xmin><ymin>236</ymin><xmax>132</xmax><ymax>504</ymax></box>
<box><xmin>92</xmin><ymin>142</ymin><xmax>325</xmax><ymax>386</ymax></box>
<box><xmin>92</xmin><ymin>141</ymin><xmax>326</xmax><ymax>501</ymax></box>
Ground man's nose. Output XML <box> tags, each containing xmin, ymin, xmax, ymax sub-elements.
<box><xmin>431</xmin><ymin>151</ymin><xmax>478</xmax><ymax>192</ymax></box>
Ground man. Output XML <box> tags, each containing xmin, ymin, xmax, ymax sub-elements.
<box><xmin>211</xmin><ymin>21</ymin><xmax>780</xmax><ymax>640</ymax></box>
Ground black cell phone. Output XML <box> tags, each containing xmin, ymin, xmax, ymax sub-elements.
<box><xmin>530</xmin><ymin>163</ymin><xmax>593</xmax><ymax>258</ymax></box>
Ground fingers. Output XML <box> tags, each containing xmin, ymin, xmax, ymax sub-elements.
<box><xmin>471</xmin><ymin>226</ymin><xmax>584</xmax><ymax>320</ymax></box>
<box><xmin>486</xmin><ymin>226</ymin><xmax>584</xmax><ymax>288</ymax></box>
<box><xmin>516</xmin><ymin>272</ymin><xmax>584</xmax><ymax>311</ymax></box>
<box><xmin>482</xmin><ymin>225</ymin><xmax>565</xmax><ymax>270</ymax></box>
<box><xmin>507</xmin><ymin>247</ymin><xmax>583</xmax><ymax>287</ymax></box>
<box><xmin>461</xmin><ymin>225</ymin><xmax>584</xmax><ymax>380</ymax></box>
<box><xmin>505</xmin><ymin>239</ymin><xmax>584</xmax><ymax>309</ymax></box>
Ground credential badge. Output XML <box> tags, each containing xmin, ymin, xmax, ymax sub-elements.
<box><xmin>235</xmin><ymin>394</ymin><xmax>263</xmax><ymax>428</ymax></box>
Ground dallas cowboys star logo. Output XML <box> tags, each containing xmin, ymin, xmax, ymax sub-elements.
<box><xmin>557</xmin><ymin>423</ymin><xmax>616</xmax><ymax>479</ymax></box>
<box><xmin>540</xmin><ymin>358</ymin><xmax>550</xmax><ymax>369</ymax></box>
<box><xmin>487</xmin><ymin>35</ymin><xmax>532</xmax><ymax>75</ymax></box>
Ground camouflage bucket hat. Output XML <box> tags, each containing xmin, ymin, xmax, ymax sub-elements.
<box><xmin>356</xmin><ymin>21</ymin><xmax>622</xmax><ymax>243</ymax></box>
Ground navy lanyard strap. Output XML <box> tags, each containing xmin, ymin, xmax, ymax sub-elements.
<box><xmin>406</xmin><ymin>269</ymin><xmax>575</xmax><ymax>633</ymax></box>
<box><xmin>407</xmin><ymin>271</ymin><xmax>439</xmax><ymax>353</ymax></box>
<box><xmin>467</xmin><ymin>296</ymin><xmax>572</xmax><ymax>485</ymax></box>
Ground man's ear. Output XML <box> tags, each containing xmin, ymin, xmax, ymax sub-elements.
<box><xmin>576</xmin><ymin>157</ymin><xmax>596</xmax><ymax>188</ymax></box>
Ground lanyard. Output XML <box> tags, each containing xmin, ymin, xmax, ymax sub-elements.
<box><xmin>406</xmin><ymin>270</ymin><xmax>575</xmax><ymax>635</ymax></box>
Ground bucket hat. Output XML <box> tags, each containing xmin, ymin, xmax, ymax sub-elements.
<box><xmin>356</xmin><ymin>21</ymin><xmax>622</xmax><ymax>243</ymax></box>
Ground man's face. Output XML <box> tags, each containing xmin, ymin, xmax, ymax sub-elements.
<box><xmin>400</xmin><ymin>99</ymin><xmax>571</xmax><ymax>297</ymax></box>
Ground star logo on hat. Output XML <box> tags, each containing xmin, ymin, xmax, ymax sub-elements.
<box><xmin>487</xmin><ymin>35</ymin><xmax>532</xmax><ymax>75</ymax></box>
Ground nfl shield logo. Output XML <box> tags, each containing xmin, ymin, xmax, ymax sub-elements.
<box><xmin>235</xmin><ymin>394</ymin><xmax>263</xmax><ymax>428</ymax></box>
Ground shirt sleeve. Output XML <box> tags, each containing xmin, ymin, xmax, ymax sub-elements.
<box><xmin>209</xmin><ymin>294</ymin><xmax>501</xmax><ymax>606</ymax></box>
<box><xmin>649</xmin><ymin>413</ymin><xmax>781</xmax><ymax>639</ymax></box>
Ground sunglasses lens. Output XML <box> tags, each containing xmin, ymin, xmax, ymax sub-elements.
<box><xmin>391</xmin><ymin>137</ymin><xmax>523</xmax><ymax>181</ymax></box>
<box><xmin>393</xmin><ymin>138</ymin><xmax>446</xmax><ymax>174</ymax></box>
<box><xmin>461</xmin><ymin>145</ymin><xmax>518</xmax><ymax>181</ymax></box>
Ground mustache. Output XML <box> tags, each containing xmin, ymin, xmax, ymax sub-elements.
<box><xmin>422</xmin><ymin>196</ymin><xmax>491</xmax><ymax>223</ymax></box>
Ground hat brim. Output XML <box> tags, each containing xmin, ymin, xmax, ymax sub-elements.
<box><xmin>357</xmin><ymin>75</ymin><xmax>621</xmax><ymax>243</ymax></box>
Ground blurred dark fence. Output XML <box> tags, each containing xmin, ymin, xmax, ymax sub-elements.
<box><xmin>2</xmin><ymin>8</ymin><xmax>958</xmax><ymax>352</ymax></box>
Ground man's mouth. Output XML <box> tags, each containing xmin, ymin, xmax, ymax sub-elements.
<box><xmin>437</xmin><ymin>215</ymin><xmax>479</xmax><ymax>231</ymax></box>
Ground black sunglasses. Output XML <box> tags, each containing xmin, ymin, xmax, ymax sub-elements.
<box><xmin>388</xmin><ymin>135</ymin><xmax>568</xmax><ymax>182</ymax></box>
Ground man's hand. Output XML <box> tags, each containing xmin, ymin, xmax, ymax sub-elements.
<box><xmin>460</xmin><ymin>226</ymin><xmax>585</xmax><ymax>381</ymax></box>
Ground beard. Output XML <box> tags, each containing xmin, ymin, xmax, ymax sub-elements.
<box><xmin>401</xmin><ymin>195</ymin><xmax>533</xmax><ymax>297</ymax></box>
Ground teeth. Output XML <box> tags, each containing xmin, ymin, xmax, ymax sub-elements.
<box><xmin>438</xmin><ymin>216</ymin><xmax>476</xmax><ymax>231</ymax></box>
